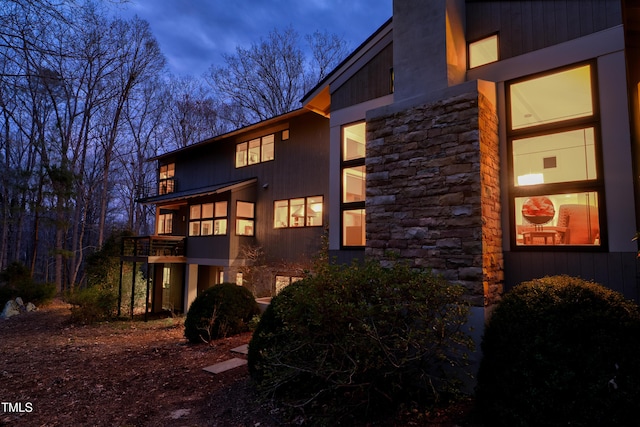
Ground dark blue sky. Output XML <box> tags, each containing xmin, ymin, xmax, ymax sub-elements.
<box><xmin>110</xmin><ymin>0</ymin><xmax>392</xmax><ymax>76</ymax></box>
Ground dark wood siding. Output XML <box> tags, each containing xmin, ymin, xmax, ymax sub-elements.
<box><xmin>504</xmin><ymin>251</ymin><xmax>640</xmax><ymax>302</ymax></box>
<box><xmin>162</xmin><ymin>111</ymin><xmax>330</xmax><ymax>265</ymax></box>
<box><xmin>332</xmin><ymin>42</ymin><xmax>393</xmax><ymax>111</ymax></box>
<box><xmin>466</xmin><ymin>0</ymin><xmax>622</xmax><ymax>61</ymax></box>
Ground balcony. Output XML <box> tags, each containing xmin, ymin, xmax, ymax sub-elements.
<box><xmin>121</xmin><ymin>235</ymin><xmax>186</xmax><ymax>263</ymax></box>
<box><xmin>136</xmin><ymin>178</ymin><xmax>177</xmax><ymax>202</ymax></box>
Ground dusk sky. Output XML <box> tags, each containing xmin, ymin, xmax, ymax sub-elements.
<box><xmin>109</xmin><ymin>0</ymin><xmax>393</xmax><ymax>77</ymax></box>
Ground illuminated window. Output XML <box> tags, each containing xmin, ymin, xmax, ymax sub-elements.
<box><xmin>235</xmin><ymin>134</ymin><xmax>275</xmax><ymax>168</ymax></box>
<box><xmin>275</xmin><ymin>275</ymin><xmax>303</xmax><ymax>294</ymax></box>
<box><xmin>507</xmin><ymin>63</ymin><xmax>603</xmax><ymax>247</ymax></box>
<box><xmin>341</xmin><ymin>122</ymin><xmax>366</xmax><ymax>247</ymax></box>
<box><xmin>157</xmin><ymin>212</ymin><xmax>173</xmax><ymax>234</ymax></box>
<box><xmin>274</xmin><ymin>196</ymin><xmax>323</xmax><ymax>228</ymax></box>
<box><xmin>158</xmin><ymin>163</ymin><xmax>175</xmax><ymax>195</ymax></box>
<box><xmin>189</xmin><ymin>201</ymin><xmax>227</xmax><ymax>236</ymax></box>
<box><xmin>236</xmin><ymin>201</ymin><xmax>255</xmax><ymax>236</ymax></box>
<box><xmin>469</xmin><ymin>34</ymin><xmax>498</xmax><ymax>69</ymax></box>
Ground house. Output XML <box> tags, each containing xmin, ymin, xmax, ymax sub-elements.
<box><xmin>123</xmin><ymin>0</ymin><xmax>640</xmax><ymax>327</ymax></box>
<box><xmin>120</xmin><ymin>109</ymin><xmax>329</xmax><ymax>314</ymax></box>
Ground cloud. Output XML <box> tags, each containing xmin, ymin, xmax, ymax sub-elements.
<box><xmin>111</xmin><ymin>0</ymin><xmax>391</xmax><ymax>76</ymax></box>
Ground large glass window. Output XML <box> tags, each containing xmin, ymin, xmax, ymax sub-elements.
<box><xmin>236</xmin><ymin>201</ymin><xmax>255</xmax><ymax>236</ymax></box>
<box><xmin>508</xmin><ymin>63</ymin><xmax>603</xmax><ymax>247</ymax></box>
<box><xmin>274</xmin><ymin>196</ymin><xmax>323</xmax><ymax>228</ymax></box>
<box><xmin>235</xmin><ymin>134</ymin><xmax>275</xmax><ymax>168</ymax></box>
<box><xmin>189</xmin><ymin>201</ymin><xmax>227</xmax><ymax>236</ymax></box>
<box><xmin>158</xmin><ymin>163</ymin><xmax>175</xmax><ymax>195</ymax></box>
<box><xmin>341</xmin><ymin>122</ymin><xmax>366</xmax><ymax>247</ymax></box>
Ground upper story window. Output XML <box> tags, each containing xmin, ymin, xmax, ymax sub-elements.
<box><xmin>341</xmin><ymin>122</ymin><xmax>366</xmax><ymax>247</ymax></box>
<box><xmin>235</xmin><ymin>134</ymin><xmax>275</xmax><ymax>168</ymax></box>
<box><xmin>507</xmin><ymin>62</ymin><xmax>603</xmax><ymax>248</ymax></box>
<box><xmin>159</xmin><ymin>163</ymin><xmax>175</xmax><ymax>195</ymax></box>
<box><xmin>236</xmin><ymin>201</ymin><xmax>255</xmax><ymax>236</ymax></box>
<box><xmin>274</xmin><ymin>196</ymin><xmax>323</xmax><ymax>228</ymax></box>
<box><xmin>468</xmin><ymin>34</ymin><xmax>498</xmax><ymax>69</ymax></box>
<box><xmin>189</xmin><ymin>201</ymin><xmax>228</xmax><ymax>236</ymax></box>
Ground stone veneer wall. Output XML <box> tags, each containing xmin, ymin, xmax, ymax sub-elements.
<box><xmin>365</xmin><ymin>83</ymin><xmax>502</xmax><ymax>307</ymax></box>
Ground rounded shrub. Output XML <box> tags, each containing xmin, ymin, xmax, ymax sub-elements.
<box><xmin>476</xmin><ymin>275</ymin><xmax>640</xmax><ymax>427</ymax></box>
<box><xmin>184</xmin><ymin>283</ymin><xmax>260</xmax><ymax>343</ymax></box>
<box><xmin>248</xmin><ymin>262</ymin><xmax>473</xmax><ymax>424</ymax></box>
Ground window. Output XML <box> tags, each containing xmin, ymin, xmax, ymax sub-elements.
<box><xmin>275</xmin><ymin>275</ymin><xmax>303</xmax><ymax>294</ymax></box>
<box><xmin>507</xmin><ymin>63</ymin><xmax>603</xmax><ymax>247</ymax></box>
<box><xmin>274</xmin><ymin>196</ymin><xmax>323</xmax><ymax>228</ymax></box>
<box><xmin>236</xmin><ymin>201</ymin><xmax>255</xmax><ymax>236</ymax></box>
<box><xmin>157</xmin><ymin>213</ymin><xmax>173</xmax><ymax>235</ymax></box>
<box><xmin>189</xmin><ymin>201</ymin><xmax>227</xmax><ymax>236</ymax></box>
<box><xmin>341</xmin><ymin>122</ymin><xmax>366</xmax><ymax>247</ymax></box>
<box><xmin>235</xmin><ymin>134</ymin><xmax>275</xmax><ymax>167</ymax></box>
<box><xmin>469</xmin><ymin>34</ymin><xmax>498</xmax><ymax>69</ymax></box>
<box><xmin>158</xmin><ymin>163</ymin><xmax>175</xmax><ymax>195</ymax></box>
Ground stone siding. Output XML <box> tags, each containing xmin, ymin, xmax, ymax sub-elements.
<box><xmin>365</xmin><ymin>84</ymin><xmax>502</xmax><ymax>307</ymax></box>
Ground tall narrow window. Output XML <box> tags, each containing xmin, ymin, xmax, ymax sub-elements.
<box><xmin>236</xmin><ymin>201</ymin><xmax>255</xmax><ymax>236</ymax></box>
<box><xmin>159</xmin><ymin>163</ymin><xmax>175</xmax><ymax>195</ymax></box>
<box><xmin>341</xmin><ymin>122</ymin><xmax>366</xmax><ymax>247</ymax></box>
<box><xmin>157</xmin><ymin>212</ymin><xmax>173</xmax><ymax>234</ymax></box>
<box><xmin>507</xmin><ymin>63</ymin><xmax>603</xmax><ymax>247</ymax></box>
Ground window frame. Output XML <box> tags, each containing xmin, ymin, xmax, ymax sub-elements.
<box><xmin>506</xmin><ymin>61</ymin><xmax>607</xmax><ymax>251</ymax></box>
<box><xmin>188</xmin><ymin>201</ymin><xmax>228</xmax><ymax>237</ymax></box>
<box><xmin>273</xmin><ymin>196</ymin><xmax>324</xmax><ymax>228</ymax></box>
<box><xmin>236</xmin><ymin>200</ymin><xmax>255</xmax><ymax>236</ymax></box>
<box><xmin>340</xmin><ymin>121</ymin><xmax>366</xmax><ymax>249</ymax></box>
<box><xmin>235</xmin><ymin>134</ymin><xmax>276</xmax><ymax>168</ymax></box>
<box><xmin>468</xmin><ymin>33</ymin><xmax>499</xmax><ymax>69</ymax></box>
<box><xmin>157</xmin><ymin>212</ymin><xmax>173</xmax><ymax>235</ymax></box>
<box><xmin>158</xmin><ymin>163</ymin><xmax>175</xmax><ymax>195</ymax></box>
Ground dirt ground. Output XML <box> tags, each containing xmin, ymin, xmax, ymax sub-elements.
<box><xmin>0</xmin><ymin>300</ymin><xmax>477</xmax><ymax>426</ymax></box>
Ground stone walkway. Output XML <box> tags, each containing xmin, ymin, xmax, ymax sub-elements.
<box><xmin>202</xmin><ymin>344</ymin><xmax>249</xmax><ymax>374</ymax></box>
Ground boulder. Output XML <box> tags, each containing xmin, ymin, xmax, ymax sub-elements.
<box><xmin>1</xmin><ymin>300</ymin><xmax>21</xmax><ymax>319</ymax></box>
<box><xmin>26</xmin><ymin>302</ymin><xmax>37</xmax><ymax>312</ymax></box>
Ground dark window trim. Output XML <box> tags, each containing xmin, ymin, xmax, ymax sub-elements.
<box><xmin>340</xmin><ymin>120</ymin><xmax>367</xmax><ymax>249</ymax></box>
<box><xmin>506</xmin><ymin>60</ymin><xmax>607</xmax><ymax>252</ymax></box>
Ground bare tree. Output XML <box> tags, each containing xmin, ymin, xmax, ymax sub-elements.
<box><xmin>206</xmin><ymin>26</ymin><xmax>347</xmax><ymax>126</ymax></box>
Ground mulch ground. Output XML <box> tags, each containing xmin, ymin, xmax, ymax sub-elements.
<box><xmin>0</xmin><ymin>299</ymin><xmax>479</xmax><ymax>426</ymax></box>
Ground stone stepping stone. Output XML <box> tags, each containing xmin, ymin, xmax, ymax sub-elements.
<box><xmin>231</xmin><ymin>344</ymin><xmax>248</xmax><ymax>355</ymax></box>
<box><xmin>203</xmin><ymin>357</ymin><xmax>247</xmax><ymax>374</ymax></box>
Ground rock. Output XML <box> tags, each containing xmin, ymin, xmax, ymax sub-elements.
<box><xmin>15</xmin><ymin>297</ymin><xmax>24</xmax><ymax>307</ymax></box>
<box><xmin>26</xmin><ymin>302</ymin><xmax>37</xmax><ymax>312</ymax></box>
<box><xmin>1</xmin><ymin>300</ymin><xmax>21</xmax><ymax>319</ymax></box>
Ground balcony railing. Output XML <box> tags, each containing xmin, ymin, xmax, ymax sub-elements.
<box><xmin>136</xmin><ymin>178</ymin><xmax>177</xmax><ymax>201</ymax></box>
<box><xmin>121</xmin><ymin>235</ymin><xmax>186</xmax><ymax>262</ymax></box>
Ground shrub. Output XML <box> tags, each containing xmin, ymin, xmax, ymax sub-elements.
<box><xmin>184</xmin><ymin>283</ymin><xmax>260</xmax><ymax>343</ymax></box>
<box><xmin>475</xmin><ymin>275</ymin><xmax>640</xmax><ymax>427</ymax></box>
<box><xmin>0</xmin><ymin>262</ymin><xmax>56</xmax><ymax>306</ymax></box>
<box><xmin>248</xmin><ymin>261</ymin><xmax>473</xmax><ymax>424</ymax></box>
<box><xmin>65</xmin><ymin>286</ymin><xmax>118</xmax><ymax>324</ymax></box>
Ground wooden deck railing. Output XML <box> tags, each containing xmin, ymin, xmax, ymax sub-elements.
<box><xmin>121</xmin><ymin>235</ymin><xmax>186</xmax><ymax>261</ymax></box>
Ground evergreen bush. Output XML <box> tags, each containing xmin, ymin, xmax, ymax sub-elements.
<box><xmin>184</xmin><ymin>282</ymin><xmax>260</xmax><ymax>343</ymax></box>
<box><xmin>65</xmin><ymin>286</ymin><xmax>118</xmax><ymax>324</ymax></box>
<box><xmin>248</xmin><ymin>261</ymin><xmax>472</xmax><ymax>424</ymax></box>
<box><xmin>476</xmin><ymin>275</ymin><xmax>640</xmax><ymax>427</ymax></box>
<box><xmin>0</xmin><ymin>262</ymin><xmax>56</xmax><ymax>306</ymax></box>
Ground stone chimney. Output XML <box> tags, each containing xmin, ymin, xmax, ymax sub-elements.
<box><xmin>392</xmin><ymin>0</ymin><xmax>466</xmax><ymax>103</ymax></box>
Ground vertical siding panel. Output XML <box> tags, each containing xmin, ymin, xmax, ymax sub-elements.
<box><xmin>605</xmin><ymin>252</ymin><xmax>624</xmax><ymax>294</ymax></box>
<box><xmin>566</xmin><ymin>0</ymin><xmax>581</xmax><ymax>40</ymax></box>
<box><xmin>555</xmin><ymin>0</ymin><xmax>569</xmax><ymax>43</ymax></box>
<box><xmin>621</xmin><ymin>252</ymin><xmax>640</xmax><ymax>301</ymax></box>
<box><xmin>530</xmin><ymin>1</ymin><xmax>545</xmax><ymax>51</ymax></box>
<box><xmin>520</xmin><ymin>1</ymin><xmax>534</xmax><ymax>54</ymax></box>
<box><xmin>579</xmin><ymin>252</ymin><xmax>596</xmax><ymax>280</ymax></box>
<box><xmin>542</xmin><ymin>1</ymin><xmax>557</xmax><ymax>48</ymax></box>
<box><xmin>579</xmin><ymin>0</ymin><xmax>595</xmax><ymax>37</ymax></box>
<box><xmin>566</xmin><ymin>253</ymin><xmax>582</xmax><ymax>277</ymax></box>
<box><xmin>510</xmin><ymin>2</ymin><xmax>524</xmax><ymax>58</ymax></box>
<box><xmin>593</xmin><ymin>253</ymin><xmax>609</xmax><ymax>286</ymax></box>
<box><xmin>499</xmin><ymin>1</ymin><xmax>512</xmax><ymax>59</ymax></box>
